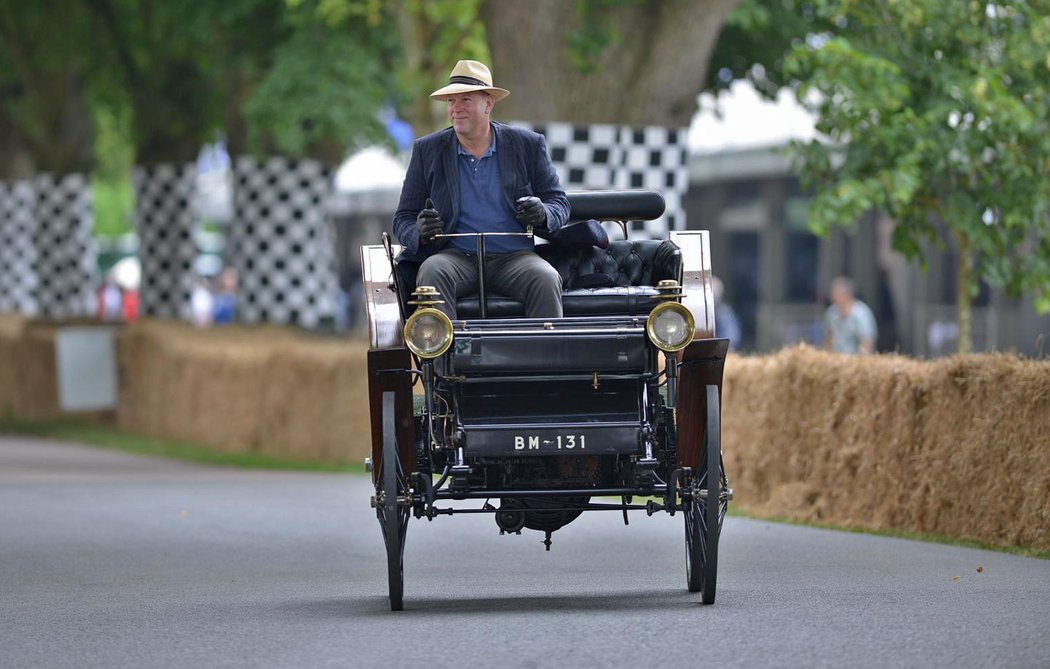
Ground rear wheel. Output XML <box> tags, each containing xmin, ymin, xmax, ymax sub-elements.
<box><xmin>685</xmin><ymin>384</ymin><xmax>725</xmax><ymax>604</ymax></box>
<box><xmin>377</xmin><ymin>391</ymin><xmax>409</xmax><ymax>611</ymax></box>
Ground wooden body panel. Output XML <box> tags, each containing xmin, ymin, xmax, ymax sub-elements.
<box><xmin>367</xmin><ymin>348</ymin><xmax>416</xmax><ymax>485</ymax></box>
<box><xmin>676</xmin><ymin>338</ymin><xmax>729</xmax><ymax>469</ymax></box>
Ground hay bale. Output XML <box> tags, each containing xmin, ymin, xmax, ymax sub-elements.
<box><xmin>0</xmin><ymin>316</ymin><xmax>65</xmax><ymax>420</ymax></box>
<box><xmin>0</xmin><ymin>314</ymin><xmax>26</xmax><ymax>416</ymax></box>
<box><xmin>722</xmin><ymin>345</ymin><xmax>1050</xmax><ymax>551</ymax></box>
<box><xmin>117</xmin><ymin>321</ymin><xmax>372</xmax><ymax>464</ymax></box>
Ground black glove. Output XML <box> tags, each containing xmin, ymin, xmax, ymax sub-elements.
<box><xmin>417</xmin><ymin>198</ymin><xmax>444</xmax><ymax>245</ymax></box>
<box><xmin>515</xmin><ymin>196</ymin><xmax>547</xmax><ymax>229</ymax></box>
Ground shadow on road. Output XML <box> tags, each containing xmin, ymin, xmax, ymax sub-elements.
<box><xmin>279</xmin><ymin>588</ymin><xmax>707</xmax><ymax>616</ymax></box>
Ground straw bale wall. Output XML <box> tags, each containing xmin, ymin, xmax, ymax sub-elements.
<box><xmin>722</xmin><ymin>346</ymin><xmax>1050</xmax><ymax>551</ymax></box>
<box><xmin>116</xmin><ymin>322</ymin><xmax>371</xmax><ymax>464</ymax></box>
<box><xmin>3</xmin><ymin>318</ymin><xmax>1048</xmax><ymax>549</ymax></box>
<box><xmin>0</xmin><ymin>315</ymin><xmax>62</xmax><ymax>420</ymax></box>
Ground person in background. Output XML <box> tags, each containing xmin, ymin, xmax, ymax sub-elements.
<box><xmin>824</xmin><ymin>276</ymin><xmax>877</xmax><ymax>354</ymax></box>
<box><xmin>191</xmin><ymin>276</ymin><xmax>214</xmax><ymax>328</ymax></box>
<box><xmin>211</xmin><ymin>267</ymin><xmax>238</xmax><ymax>325</ymax></box>
<box><xmin>711</xmin><ymin>275</ymin><xmax>741</xmax><ymax>350</ymax></box>
<box><xmin>121</xmin><ymin>287</ymin><xmax>139</xmax><ymax>323</ymax></box>
<box><xmin>97</xmin><ymin>274</ymin><xmax>123</xmax><ymax>321</ymax></box>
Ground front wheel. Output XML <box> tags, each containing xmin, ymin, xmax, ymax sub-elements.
<box><xmin>685</xmin><ymin>384</ymin><xmax>725</xmax><ymax>604</ymax></box>
<box><xmin>377</xmin><ymin>391</ymin><xmax>409</xmax><ymax>610</ymax></box>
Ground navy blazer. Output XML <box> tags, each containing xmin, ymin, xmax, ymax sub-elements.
<box><xmin>392</xmin><ymin>122</ymin><xmax>569</xmax><ymax>260</ymax></box>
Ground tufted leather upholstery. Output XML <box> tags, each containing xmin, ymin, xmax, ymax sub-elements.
<box><xmin>395</xmin><ymin>239</ymin><xmax>682</xmax><ymax>318</ymax></box>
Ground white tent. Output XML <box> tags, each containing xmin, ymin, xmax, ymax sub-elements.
<box><xmin>330</xmin><ymin>146</ymin><xmax>407</xmax><ymax>216</ymax></box>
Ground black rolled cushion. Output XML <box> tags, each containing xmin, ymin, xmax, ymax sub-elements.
<box><xmin>534</xmin><ymin>219</ymin><xmax>609</xmax><ymax>250</ymax></box>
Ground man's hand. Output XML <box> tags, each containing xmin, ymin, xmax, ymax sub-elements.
<box><xmin>515</xmin><ymin>196</ymin><xmax>547</xmax><ymax>230</ymax></box>
<box><xmin>417</xmin><ymin>198</ymin><xmax>443</xmax><ymax>245</ymax></box>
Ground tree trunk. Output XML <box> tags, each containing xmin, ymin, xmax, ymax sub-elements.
<box><xmin>955</xmin><ymin>230</ymin><xmax>973</xmax><ymax>354</ymax></box>
<box><xmin>481</xmin><ymin>0</ymin><xmax>740</xmax><ymax>126</ymax></box>
<box><xmin>0</xmin><ymin>112</ymin><xmax>35</xmax><ymax>180</ymax></box>
<box><xmin>0</xmin><ymin>2</ymin><xmax>95</xmax><ymax>176</ymax></box>
<box><xmin>397</xmin><ymin>4</ymin><xmax>445</xmax><ymax>134</ymax></box>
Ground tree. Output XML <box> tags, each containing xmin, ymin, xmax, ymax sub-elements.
<box><xmin>393</xmin><ymin>0</ymin><xmax>489</xmax><ymax>133</ymax></box>
<box><xmin>240</xmin><ymin>0</ymin><xmax>402</xmax><ymax>162</ymax></box>
<box><xmin>481</xmin><ymin>0</ymin><xmax>741</xmax><ymax>127</ymax></box>
<box><xmin>0</xmin><ymin>0</ymin><xmax>97</xmax><ymax>177</ymax></box>
<box><xmin>83</xmin><ymin>0</ymin><xmax>234</xmax><ymax>165</ymax></box>
<box><xmin>703</xmin><ymin>0</ymin><xmax>832</xmax><ymax>99</ymax></box>
<box><xmin>785</xmin><ymin>0</ymin><xmax>1050</xmax><ymax>352</ymax></box>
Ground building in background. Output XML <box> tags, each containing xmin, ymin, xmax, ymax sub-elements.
<box><xmin>683</xmin><ymin>144</ymin><xmax>1050</xmax><ymax>357</ymax></box>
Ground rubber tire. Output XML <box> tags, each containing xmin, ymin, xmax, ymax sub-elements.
<box><xmin>380</xmin><ymin>391</ymin><xmax>406</xmax><ymax>611</ymax></box>
<box><xmin>685</xmin><ymin>384</ymin><xmax>721</xmax><ymax>604</ymax></box>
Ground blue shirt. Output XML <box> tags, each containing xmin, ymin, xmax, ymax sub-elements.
<box><xmin>824</xmin><ymin>300</ymin><xmax>877</xmax><ymax>353</ymax></box>
<box><xmin>453</xmin><ymin>134</ymin><xmax>532</xmax><ymax>254</ymax></box>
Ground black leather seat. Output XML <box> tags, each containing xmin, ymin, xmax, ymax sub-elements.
<box><xmin>394</xmin><ymin>239</ymin><xmax>682</xmax><ymax>318</ymax></box>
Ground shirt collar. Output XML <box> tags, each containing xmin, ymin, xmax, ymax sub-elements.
<box><xmin>456</xmin><ymin>128</ymin><xmax>496</xmax><ymax>158</ymax></box>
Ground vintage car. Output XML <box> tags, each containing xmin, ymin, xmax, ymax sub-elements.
<box><xmin>361</xmin><ymin>190</ymin><xmax>730</xmax><ymax>610</ymax></box>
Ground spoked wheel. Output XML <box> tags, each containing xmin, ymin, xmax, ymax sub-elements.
<box><xmin>376</xmin><ymin>391</ymin><xmax>409</xmax><ymax>611</ymax></box>
<box><xmin>685</xmin><ymin>384</ymin><xmax>726</xmax><ymax>604</ymax></box>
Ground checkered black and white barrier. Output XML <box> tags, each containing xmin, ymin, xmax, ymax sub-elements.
<box><xmin>0</xmin><ymin>174</ymin><xmax>96</xmax><ymax>318</ymax></box>
<box><xmin>514</xmin><ymin>122</ymin><xmax>689</xmax><ymax>238</ymax></box>
<box><xmin>31</xmin><ymin>173</ymin><xmax>97</xmax><ymax>318</ymax></box>
<box><xmin>0</xmin><ymin>179</ymin><xmax>39</xmax><ymax>315</ymax></box>
<box><xmin>134</xmin><ymin>164</ymin><xmax>199</xmax><ymax>320</ymax></box>
<box><xmin>227</xmin><ymin>156</ymin><xmax>336</xmax><ymax>328</ymax></box>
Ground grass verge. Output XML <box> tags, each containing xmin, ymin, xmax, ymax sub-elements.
<box><xmin>0</xmin><ymin>418</ymin><xmax>363</xmax><ymax>474</ymax></box>
<box><xmin>727</xmin><ymin>505</ymin><xmax>1050</xmax><ymax>560</ymax></box>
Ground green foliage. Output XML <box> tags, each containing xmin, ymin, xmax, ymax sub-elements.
<box><xmin>91</xmin><ymin>96</ymin><xmax>133</xmax><ymax>238</ymax></box>
<box><xmin>393</xmin><ymin>0</ymin><xmax>489</xmax><ymax>133</ymax></box>
<box><xmin>86</xmin><ymin>0</ymin><xmax>240</xmax><ymax>163</ymax></box>
<box><xmin>0</xmin><ymin>0</ymin><xmax>101</xmax><ymax>173</ymax></box>
<box><xmin>0</xmin><ymin>419</ymin><xmax>362</xmax><ymax>472</ymax></box>
<box><xmin>91</xmin><ymin>103</ymin><xmax>134</xmax><ymax>183</ymax></box>
<box><xmin>92</xmin><ymin>177</ymin><xmax>134</xmax><ymax>238</ymax></box>
<box><xmin>706</xmin><ymin>0</ymin><xmax>830</xmax><ymax>97</ymax></box>
<box><xmin>785</xmin><ymin>0</ymin><xmax>1050</xmax><ymax>314</ymax></box>
<box><xmin>244</xmin><ymin>4</ymin><xmax>395</xmax><ymax>158</ymax></box>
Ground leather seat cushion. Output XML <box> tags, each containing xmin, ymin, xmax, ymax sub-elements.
<box><xmin>396</xmin><ymin>239</ymin><xmax>681</xmax><ymax>318</ymax></box>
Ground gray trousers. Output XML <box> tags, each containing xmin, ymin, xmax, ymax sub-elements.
<box><xmin>416</xmin><ymin>249</ymin><xmax>563</xmax><ymax>319</ymax></box>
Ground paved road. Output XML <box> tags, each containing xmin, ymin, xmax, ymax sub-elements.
<box><xmin>1</xmin><ymin>436</ymin><xmax>1048</xmax><ymax>668</ymax></box>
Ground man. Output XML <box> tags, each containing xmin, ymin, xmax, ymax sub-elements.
<box><xmin>393</xmin><ymin>60</ymin><xmax>569</xmax><ymax>319</ymax></box>
<box><xmin>824</xmin><ymin>276</ymin><xmax>877</xmax><ymax>354</ymax></box>
<box><xmin>711</xmin><ymin>275</ymin><xmax>741</xmax><ymax>350</ymax></box>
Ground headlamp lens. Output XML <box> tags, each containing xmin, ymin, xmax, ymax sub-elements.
<box><xmin>404</xmin><ymin>309</ymin><xmax>453</xmax><ymax>358</ymax></box>
<box><xmin>647</xmin><ymin>302</ymin><xmax>695</xmax><ymax>351</ymax></box>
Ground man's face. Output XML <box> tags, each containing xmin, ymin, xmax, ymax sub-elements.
<box><xmin>831</xmin><ymin>285</ymin><xmax>852</xmax><ymax>312</ymax></box>
<box><xmin>446</xmin><ymin>92</ymin><xmax>492</xmax><ymax>137</ymax></box>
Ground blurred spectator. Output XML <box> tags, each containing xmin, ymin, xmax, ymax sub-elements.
<box><xmin>712</xmin><ymin>275</ymin><xmax>741</xmax><ymax>350</ymax></box>
<box><xmin>191</xmin><ymin>276</ymin><xmax>214</xmax><ymax>327</ymax></box>
<box><xmin>334</xmin><ymin>262</ymin><xmax>362</xmax><ymax>334</ymax></box>
<box><xmin>824</xmin><ymin>276</ymin><xmax>877</xmax><ymax>354</ymax></box>
<box><xmin>97</xmin><ymin>274</ymin><xmax>123</xmax><ymax>321</ymax></box>
<box><xmin>212</xmin><ymin>268</ymin><xmax>238</xmax><ymax>325</ymax></box>
<box><xmin>382</xmin><ymin>105</ymin><xmax>414</xmax><ymax>153</ymax></box>
<box><xmin>121</xmin><ymin>287</ymin><xmax>139</xmax><ymax>323</ymax></box>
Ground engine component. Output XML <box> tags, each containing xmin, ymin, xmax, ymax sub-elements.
<box><xmin>494</xmin><ymin>505</ymin><xmax>525</xmax><ymax>534</ymax></box>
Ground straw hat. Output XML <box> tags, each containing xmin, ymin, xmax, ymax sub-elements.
<box><xmin>430</xmin><ymin>60</ymin><xmax>510</xmax><ymax>101</ymax></box>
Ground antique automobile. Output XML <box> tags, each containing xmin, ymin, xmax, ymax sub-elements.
<box><xmin>360</xmin><ymin>190</ymin><xmax>730</xmax><ymax>610</ymax></box>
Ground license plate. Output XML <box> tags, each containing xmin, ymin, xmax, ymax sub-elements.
<box><xmin>464</xmin><ymin>426</ymin><xmax>640</xmax><ymax>457</ymax></box>
<box><xmin>513</xmin><ymin>434</ymin><xmax>587</xmax><ymax>451</ymax></box>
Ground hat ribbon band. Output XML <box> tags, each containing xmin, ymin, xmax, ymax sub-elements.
<box><xmin>448</xmin><ymin>75</ymin><xmax>490</xmax><ymax>87</ymax></box>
